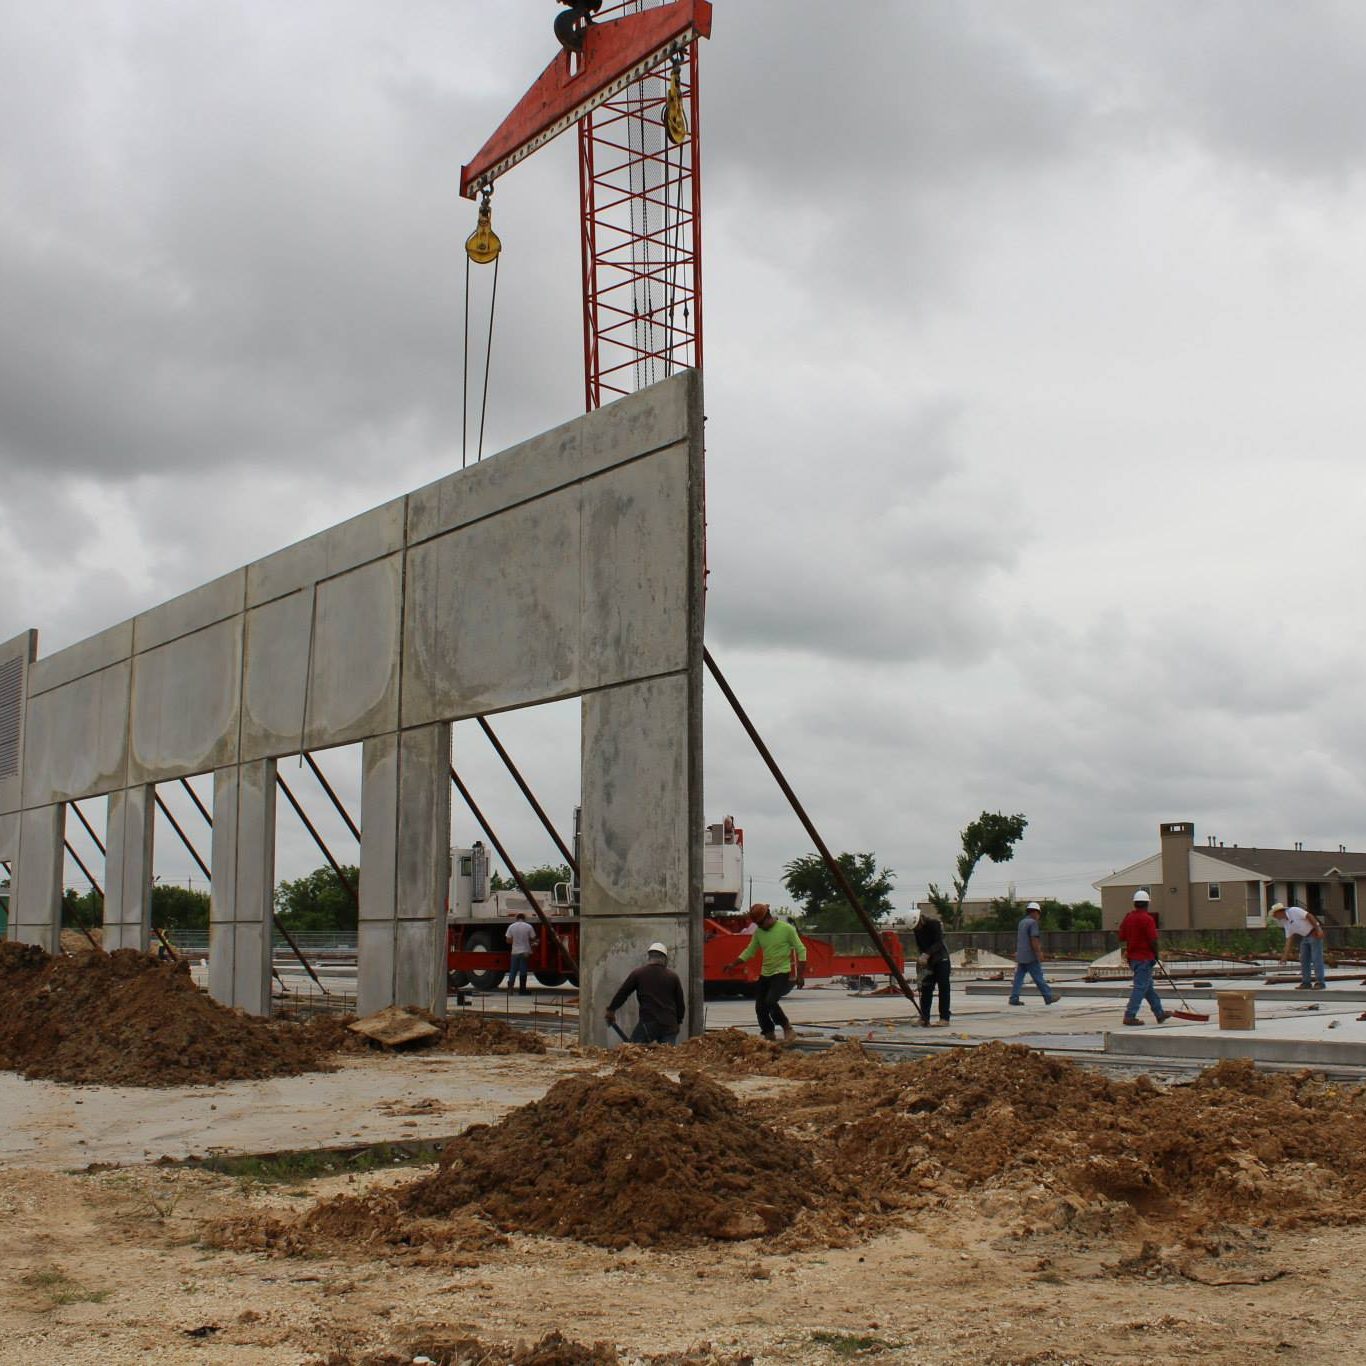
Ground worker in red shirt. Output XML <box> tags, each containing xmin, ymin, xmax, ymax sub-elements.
<box><xmin>1117</xmin><ymin>889</ymin><xmax>1170</xmax><ymax>1027</ymax></box>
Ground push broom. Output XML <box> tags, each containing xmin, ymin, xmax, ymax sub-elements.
<box><xmin>1156</xmin><ymin>960</ymin><xmax>1210</xmax><ymax>1022</ymax></box>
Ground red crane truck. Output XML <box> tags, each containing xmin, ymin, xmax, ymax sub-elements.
<box><xmin>446</xmin><ymin>818</ymin><xmax>904</xmax><ymax>992</ymax></box>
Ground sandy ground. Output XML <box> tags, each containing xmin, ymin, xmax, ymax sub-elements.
<box><xmin>2</xmin><ymin>1153</ymin><xmax>1365</xmax><ymax>1365</ymax></box>
<box><xmin>2</xmin><ymin>1045</ymin><xmax>1365</xmax><ymax>1365</ymax></box>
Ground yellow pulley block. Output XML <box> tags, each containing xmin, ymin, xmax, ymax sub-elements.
<box><xmin>465</xmin><ymin>190</ymin><xmax>501</xmax><ymax>265</ymax></box>
<box><xmin>664</xmin><ymin>64</ymin><xmax>688</xmax><ymax>146</ymax></box>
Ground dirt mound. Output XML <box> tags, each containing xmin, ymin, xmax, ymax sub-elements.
<box><xmin>58</xmin><ymin>926</ymin><xmax>103</xmax><ymax>953</ymax></box>
<box><xmin>666</xmin><ymin>1027</ymin><xmax>785</xmax><ymax>1071</ymax></box>
<box><xmin>0</xmin><ymin>943</ymin><xmax>549</xmax><ymax>1087</ymax></box>
<box><xmin>773</xmin><ymin>1043</ymin><xmax>1366</xmax><ymax>1235</ymax></box>
<box><xmin>436</xmin><ymin>1011</ymin><xmax>547</xmax><ymax>1056</ymax></box>
<box><xmin>664</xmin><ymin>1031</ymin><xmax>883</xmax><ymax>1080</ymax></box>
<box><xmin>225</xmin><ymin>1065</ymin><xmax>821</xmax><ymax>1257</ymax></box>
<box><xmin>404</xmin><ymin>1065</ymin><xmax>817</xmax><ymax>1247</ymax></box>
<box><xmin>0</xmin><ymin>942</ymin><xmax>340</xmax><ymax>1086</ymax></box>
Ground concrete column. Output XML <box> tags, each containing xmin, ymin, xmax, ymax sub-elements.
<box><xmin>12</xmin><ymin>803</ymin><xmax>65</xmax><ymax>953</ymax></box>
<box><xmin>579</xmin><ymin>674</ymin><xmax>701</xmax><ymax>1047</ymax></box>
<box><xmin>357</xmin><ymin>723</ymin><xmax>451</xmax><ymax>1017</ymax></box>
<box><xmin>103</xmin><ymin>786</ymin><xmax>155</xmax><ymax>951</ymax></box>
<box><xmin>208</xmin><ymin>759</ymin><xmax>276</xmax><ymax>1015</ymax></box>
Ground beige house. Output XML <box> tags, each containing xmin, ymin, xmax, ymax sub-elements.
<box><xmin>1094</xmin><ymin>821</ymin><xmax>1366</xmax><ymax>931</ymax></box>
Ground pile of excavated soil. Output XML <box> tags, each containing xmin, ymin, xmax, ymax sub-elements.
<box><xmin>0</xmin><ymin>942</ymin><xmax>340</xmax><ymax>1086</ymax></box>
<box><xmin>406</xmin><ymin>1064</ymin><xmax>818</xmax><ymax>1248</ymax></box>
<box><xmin>758</xmin><ymin>1042</ymin><xmax>1366</xmax><ymax>1236</ymax></box>
<box><xmin>217</xmin><ymin>1066</ymin><xmax>820</xmax><ymax>1257</ymax></box>
<box><xmin>435</xmin><ymin>1011</ymin><xmax>547</xmax><ymax>1056</ymax></box>
<box><xmin>665</xmin><ymin>1030</ymin><xmax>884</xmax><ymax>1080</ymax></box>
<box><xmin>0</xmin><ymin>944</ymin><xmax>549</xmax><ymax>1087</ymax></box>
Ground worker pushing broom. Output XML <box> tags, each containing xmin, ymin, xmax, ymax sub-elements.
<box><xmin>1118</xmin><ymin>889</ymin><xmax>1208</xmax><ymax>1024</ymax></box>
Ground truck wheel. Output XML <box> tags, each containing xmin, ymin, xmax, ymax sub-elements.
<box><xmin>447</xmin><ymin>968</ymin><xmax>470</xmax><ymax>991</ymax></box>
<box><xmin>533</xmin><ymin>970</ymin><xmax>566</xmax><ymax>987</ymax></box>
<box><xmin>464</xmin><ymin>930</ymin><xmax>505</xmax><ymax>991</ymax></box>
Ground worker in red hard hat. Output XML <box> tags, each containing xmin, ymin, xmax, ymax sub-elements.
<box><xmin>1117</xmin><ymin>889</ymin><xmax>1169</xmax><ymax>1026</ymax></box>
<box><xmin>725</xmin><ymin>903</ymin><xmax>807</xmax><ymax>1044</ymax></box>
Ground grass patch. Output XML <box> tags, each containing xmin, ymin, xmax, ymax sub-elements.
<box><xmin>169</xmin><ymin>1137</ymin><xmax>449</xmax><ymax>1186</ymax></box>
<box><xmin>22</xmin><ymin>1267</ymin><xmax>111</xmax><ymax>1309</ymax></box>
<box><xmin>809</xmin><ymin>1330</ymin><xmax>897</xmax><ymax>1358</ymax></box>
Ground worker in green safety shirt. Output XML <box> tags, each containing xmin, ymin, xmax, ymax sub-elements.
<box><xmin>726</xmin><ymin>903</ymin><xmax>807</xmax><ymax>1044</ymax></box>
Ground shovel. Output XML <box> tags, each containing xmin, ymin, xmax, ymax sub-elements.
<box><xmin>1156</xmin><ymin>960</ymin><xmax>1210</xmax><ymax>1022</ymax></box>
<box><xmin>607</xmin><ymin>1019</ymin><xmax>632</xmax><ymax>1044</ymax></box>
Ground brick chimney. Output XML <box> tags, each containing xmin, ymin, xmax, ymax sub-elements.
<box><xmin>1158</xmin><ymin>821</ymin><xmax>1194</xmax><ymax>930</ymax></box>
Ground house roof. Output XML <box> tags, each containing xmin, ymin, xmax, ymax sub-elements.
<box><xmin>1201</xmin><ymin>846</ymin><xmax>1366</xmax><ymax>881</ymax></box>
<box><xmin>1095</xmin><ymin>843</ymin><xmax>1366</xmax><ymax>891</ymax></box>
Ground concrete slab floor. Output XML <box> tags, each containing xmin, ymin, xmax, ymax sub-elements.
<box><xmin>0</xmin><ymin>1051</ymin><xmax>592</xmax><ymax>1173</ymax></box>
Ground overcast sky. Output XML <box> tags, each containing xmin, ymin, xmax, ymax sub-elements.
<box><xmin>4</xmin><ymin>1</ymin><xmax>1366</xmax><ymax>912</ymax></box>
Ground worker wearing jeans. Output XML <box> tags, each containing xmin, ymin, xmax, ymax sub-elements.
<box><xmin>1009</xmin><ymin>902</ymin><xmax>1057</xmax><ymax>1006</ymax></box>
<box><xmin>1271</xmin><ymin>902</ymin><xmax>1327</xmax><ymax>988</ymax></box>
<box><xmin>728</xmin><ymin>904</ymin><xmax>807</xmax><ymax>1043</ymax></box>
<box><xmin>1118</xmin><ymin>889</ymin><xmax>1168</xmax><ymax>1025</ymax></box>
<box><xmin>505</xmin><ymin>913</ymin><xmax>537</xmax><ymax>995</ymax></box>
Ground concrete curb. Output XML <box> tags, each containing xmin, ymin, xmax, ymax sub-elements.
<box><xmin>1101</xmin><ymin>1030</ymin><xmax>1366</xmax><ymax>1067</ymax></box>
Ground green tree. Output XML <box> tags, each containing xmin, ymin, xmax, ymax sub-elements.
<box><xmin>152</xmin><ymin>884</ymin><xmax>211</xmax><ymax>934</ymax></box>
<box><xmin>274</xmin><ymin>864</ymin><xmax>359</xmax><ymax>933</ymax></box>
<box><xmin>782</xmin><ymin>852</ymin><xmax>895</xmax><ymax>934</ymax></box>
<box><xmin>61</xmin><ymin>886</ymin><xmax>104</xmax><ymax>930</ymax></box>
<box><xmin>928</xmin><ymin>811</ymin><xmax>1029</xmax><ymax>929</ymax></box>
<box><xmin>978</xmin><ymin>895</ymin><xmax>1102</xmax><ymax>933</ymax></box>
<box><xmin>488</xmin><ymin>864</ymin><xmax>570</xmax><ymax>893</ymax></box>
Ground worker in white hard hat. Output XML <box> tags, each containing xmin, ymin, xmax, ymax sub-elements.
<box><xmin>908</xmin><ymin>906</ymin><xmax>951</xmax><ymax>1027</ymax></box>
<box><xmin>1009</xmin><ymin>902</ymin><xmax>1059</xmax><ymax>1007</ymax></box>
<box><xmin>605</xmin><ymin>941</ymin><xmax>686</xmax><ymax>1045</ymax></box>
<box><xmin>1117</xmin><ymin>889</ymin><xmax>1169</xmax><ymax>1026</ymax></box>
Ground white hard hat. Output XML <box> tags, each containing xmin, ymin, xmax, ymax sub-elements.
<box><xmin>647</xmin><ymin>942</ymin><xmax>668</xmax><ymax>957</ymax></box>
<box><xmin>1133</xmin><ymin>889</ymin><xmax>1151</xmax><ymax>904</ymax></box>
<box><xmin>905</xmin><ymin>908</ymin><xmax>922</xmax><ymax>929</ymax></box>
<box><xmin>1026</xmin><ymin>901</ymin><xmax>1041</xmax><ymax>912</ymax></box>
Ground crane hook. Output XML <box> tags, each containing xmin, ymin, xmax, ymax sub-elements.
<box><xmin>663</xmin><ymin>50</ymin><xmax>688</xmax><ymax>146</ymax></box>
<box><xmin>465</xmin><ymin>185</ymin><xmax>502</xmax><ymax>265</ymax></box>
<box><xmin>554</xmin><ymin>0</ymin><xmax>602</xmax><ymax>54</ymax></box>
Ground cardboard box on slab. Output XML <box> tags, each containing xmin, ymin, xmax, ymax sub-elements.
<box><xmin>1216</xmin><ymin>991</ymin><xmax>1256</xmax><ymax>1031</ymax></box>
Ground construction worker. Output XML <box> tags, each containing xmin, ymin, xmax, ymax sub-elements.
<box><xmin>726</xmin><ymin>903</ymin><xmax>807</xmax><ymax>1043</ymax></box>
<box><xmin>1118</xmin><ymin>889</ymin><xmax>1169</xmax><ymax>1026</ymax></box>
<box><xmin>605</xmin><ymin>942</ymin><xmax>686</xmax><ymax>1045</ymax></box>
<box><xmin>1009</xmin><ymin>902</ymin><xmax>1058</xmax><ymax>1006</ymax></box>
<box><xmin>505</xmin><ymin>912</ymin><xmax>537</xmax><ymax>995</ymax></box>
<box><xmin>1270</xmin><ymin>902</ymin><xmax>1327</xmax><ymax>990</ymax></box>
<box><xmin>907</xmin><ymin>908</ymin><xmax>951</xmax><ymax>1027</ymax></box>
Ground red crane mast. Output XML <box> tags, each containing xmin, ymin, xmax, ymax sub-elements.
<box><xmin>460</xmin><ymin>1</ymin><xmax>712</xmax><ymax>412</ymax></box>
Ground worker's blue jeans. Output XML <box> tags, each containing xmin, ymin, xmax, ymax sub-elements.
<box><xmin>508</xmin><ymin>953</ymin><xmax>530</xmax><ymax>992</ymax></box>
<box><xmin>1010</xmin><ymin>961</ymin><xmax>1054</xmax><ymax>1004</ymax></box>
<box><xmin>630</xmin><ymin>1019</ymin><xmax>678</xmax><ymax>1046</ymax></box>
<box><xmin>1300</xmin><ymin>936</ymin><xmax>1327</xmax><ymax>987</ymax></box>
<box><xmin>1125</xmin><ymin>959</ymin><xmax>1165</xmax><ymax>1021</ymax></box>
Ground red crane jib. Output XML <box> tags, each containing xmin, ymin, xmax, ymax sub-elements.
<box><xmin>459</xmin><ymin>0</ymin><xmax>713</xmax><ymax>199</ymax></box>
